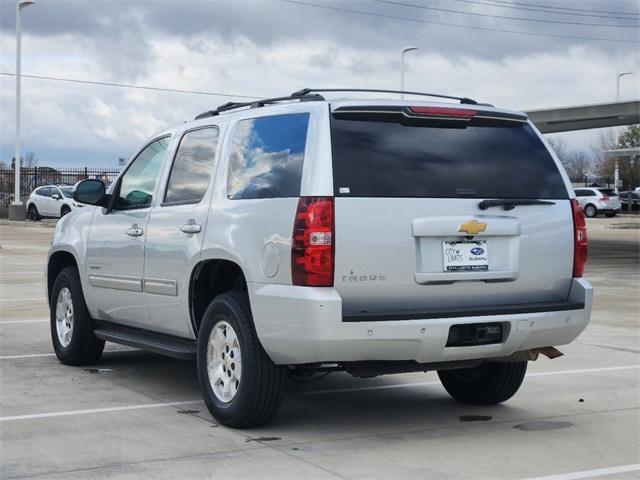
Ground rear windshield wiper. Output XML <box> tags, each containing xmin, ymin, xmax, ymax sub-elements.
<box><xmin>478</xmin><ymin>199</ymin><xmax>556</xmax><ymax>211</ymax></box>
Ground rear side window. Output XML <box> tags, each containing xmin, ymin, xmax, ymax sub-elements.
<box><xmin>35</xmin><ymin>187</ymin><xmax>50</xmax><ymax>197</ymax></box>
<box><xmin>576</xmin><ymin>189</ymin><xmax>596</xmax><ymax>197</ymax></box>
<box><xmin>227</xmin><ymin>113</ymin><xmax>310</xmax><ymax>199</ymax></box>
<box><xmin>164</xmin><ymin>127</ymin><xmax>219</xmax><ymax>205</ymax></box>
<box><xmin>599</xmin><ymin>189</ymin><xmax>616</xmax><ymax>196</ymax></box>
<box><xmin>330</xmin><ymin>116</ymin><xmax>568</xmax><ymax>199</ymax></box>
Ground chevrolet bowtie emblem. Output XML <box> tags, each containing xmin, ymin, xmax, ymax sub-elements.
<box><xmin>458</xmin><ymin>219</ymin><xmax>487</xmax><ymax>235</ymax></box>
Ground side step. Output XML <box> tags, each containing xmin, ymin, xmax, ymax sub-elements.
<box><xmin>94</xmin><ymin>321</ymin><xmax>197</xmax><ymax>361</ymax></box>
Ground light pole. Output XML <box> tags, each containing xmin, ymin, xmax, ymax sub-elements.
<box><xmin>10</xmin><ymin>0</ymin><xmax>35</xmax><ymax>221</ymax></box>
<box><xmin>616</xmin><ymin>72</ymin><xmax>634</xmax><ymax>101</ymax></box>
<box><xmin>400</xmin><ymin>47</ymin><xmax>418</xmax><ymax>100</ymax></box>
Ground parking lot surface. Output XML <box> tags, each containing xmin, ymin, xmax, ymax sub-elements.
<box><xmin>1</xmin><ymin>217</ymin><xmax>639</xmax><ymax>480</ymax></box>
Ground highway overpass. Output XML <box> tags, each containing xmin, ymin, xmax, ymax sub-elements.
<box><xmin>526</xmin><ymin>100</ymin><xmax>640</xmax><ymax>134</ymax></box>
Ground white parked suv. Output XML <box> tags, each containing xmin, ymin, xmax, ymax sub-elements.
<box><xmin>27</xmin><ymin>184</ymin><xmax>83</xmax><ymax>220</ymax></box>
<box><xmin>47</xmin><ymin>89</ymin><xmax>592</xmax><ymax>428</ymax></box>
<box><xmin>574</xmin><ymin>187</ymin><xmax>620</xmax><ymax>218</ymax></box>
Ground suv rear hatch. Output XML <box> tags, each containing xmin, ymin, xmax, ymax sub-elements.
<box><xmin>329</xmin><ymin>103</ymin><xmax>575</xmax><ymax>318</ymax></box>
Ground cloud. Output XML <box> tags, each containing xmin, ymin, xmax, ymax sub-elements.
<box><xmin>0</xmin><ymin>0</ymin><xmax>638</xmax><ymax>166</ymax></box>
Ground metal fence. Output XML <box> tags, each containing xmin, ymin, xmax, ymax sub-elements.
<box><xmin>0</xmin><ymin>167</ymin><xmax>120</xmax><ymax>217</ymax></box>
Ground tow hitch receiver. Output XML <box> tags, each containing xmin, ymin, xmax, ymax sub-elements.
<box><xmin>446</xmin><ymin>322</ymin><xmax>504</xmax><ymax>347</ymax></box>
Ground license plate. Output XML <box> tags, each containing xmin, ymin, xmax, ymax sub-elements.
<box><xmin>442</xmin><ymin>241</ymin><xmax>489</xmax><ymax>272</ymax></box>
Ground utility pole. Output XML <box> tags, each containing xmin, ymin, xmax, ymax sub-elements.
<box><xmin>9</xmin><ymin>0</ymin><xmax>35</xmax><ymax>220</ymax></box>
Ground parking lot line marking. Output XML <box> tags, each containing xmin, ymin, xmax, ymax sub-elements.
<box><xmin>0</xmin><ymin>297</ymin><xmax>45</xmax><ymax>303</ymax></box>
<box><xmin>0</xmin><ymin>349</ymin><xmax>138</xmax><ymax>360</ymax></box>
<box><xmin>301</xmin><ymin>365</ymin><xmax>640</xmax><ymax>395</ymax></box>
<box><xmin>1</xmin><ymin>364</ymin><xmax>637</xmax><ymax>422</ymax></box>
<box><xmin>527</xmin><ymin>365</ymin><xmax>640</xmax><ymax>376</ymax></box>
<box><xmin>521</xmin><ymin>463</ymin><xmax>640</xmax><ymax>480</ymax></box>
<box><xmin>0</xmin><ymin>319</ymin><xmax>48</xmax><ymax>324</ymax></box>
<box><xmin>0</xmin><ymin>400</ymin><xmax>202</xmax><ymax>422</ymax></box>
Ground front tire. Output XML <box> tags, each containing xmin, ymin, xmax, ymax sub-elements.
<box><xmin>27</xmin><ymin>204</ymin><xmax>41</xmax><ymax>221</ymax></box>
<box><xmin>583</xmin><ymin>204</ymin><xmax>598</xmax><ymax>218</ymax></box>
<box><xmin>197</xmin><ymin>292</ymin><xmax>285</xmax><ymax>428</ymax></box>
<box><xmin>60</xmin><ymin>205</ymin><xmax>71</xmax><ymax>217</ymax></box>
<box><xmin>50</xmin><ymin>266</ymin><xmax>105</xmax><ymax>365</ymax></box>
<box><xmin>604</xmin><ymin>211</ymin><xmax>617</xmax><ymax>218</ymax></box>
<box><xmin>438</xmin><ymin>361</ymin><xmax>527</xmax><ymax>405</ymax></box>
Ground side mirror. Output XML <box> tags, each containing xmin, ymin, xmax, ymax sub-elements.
<box><xmin>51</xmin><ymin>193</ymin><xmax>61</xmax><ymax>200</ymax></box>
<box><xmin>74</xmin><ymin>179</ymin><xmax>108</xmax><ymax>207</ymax></box>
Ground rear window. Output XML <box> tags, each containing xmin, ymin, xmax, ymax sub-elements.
<box><xmin>330</xmin><ymin>115</ymin><xmax>568</xmax><ymax>199</ymax></box>
<box><xmin>227</xmin><ymin>113</ymin><xmax>310</xmax><ymax>199</ymax></box>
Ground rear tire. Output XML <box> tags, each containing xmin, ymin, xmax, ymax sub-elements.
<box><xmin>197</xmin><ymin>292</ymin><xmax>285</xmax><ymax>428</ymax></box>
<box><xmin>438</xmin><ymin>361</ymin><xmax>527</xmax><ymax>405</ymax></box>
<box><xmin>50</xmin><ymin>266</ymin><xmax>105</xmax><ymax>365</ymax></box>
<box><xmin>583</xmin><ymin>204</ymin><xmax>598</xmax><ymax>218</ymax></box>
<box><xmin>27</xmin><ymin>204</ymin><xmax>41</xmax><ymax>221</ymax></box>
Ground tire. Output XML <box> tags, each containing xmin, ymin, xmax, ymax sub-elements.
<box><xmin>583</xmin><ymin>204</ymin><xmax>598</xmax><ymax>218</ymax></box>
<box><xmin>604</xmin><ymin>211</ymin><xmax>617</xmax><ymax>218</ymax></box>
<box><xmin>438</xmin><ymin>361</ymin><xmax>527</xmax><ymax>405</ymax></box>
<box><xmin>50</xmin><ymin>266</ymin><xmax>105</xmax><ymax>365</ymax></box>
<box><xmin>27</xmin><ymin>204</ymin><xmax>41</xmax><ymax>221</ymax></box>
<box><xmin>60</xmin><ymin>205</ymin><xmax>71</xmax><ymax>217</ymax></box>
<box><xmin>197</xmin><ymin>292</ymin><xmax>285</xmax><ymax>428</ymax></box>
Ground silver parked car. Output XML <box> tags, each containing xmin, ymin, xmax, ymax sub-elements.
<box><xmin>574</xmin><ymin>187</ymin><xmax>620</xmax><ymax>218</ymax></box>
<box><xmin>46</xmin><ymin>89</ymin><xmax>592</xmax><ymax>428</ymax></box>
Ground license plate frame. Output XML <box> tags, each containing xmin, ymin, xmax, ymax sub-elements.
<box><xmin>442</xmin><ymin>240</ymin><xmax>489</xmax><ymax>272</ymax></box>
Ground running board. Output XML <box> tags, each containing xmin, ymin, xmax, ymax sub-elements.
<box><xmin>94</xmin><ymin>321</ymin><xmax>197</xmax><ymax>360</ymax></box>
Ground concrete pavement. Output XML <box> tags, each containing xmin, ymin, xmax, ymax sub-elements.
<box><xmin>1</xmin><ymin>217</ymin><xmax>638</xmax><ymax>479</ymax></box>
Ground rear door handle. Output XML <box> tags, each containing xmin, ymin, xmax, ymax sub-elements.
<box><xmin>125</xmin><ymin>225</ymin><xmax>144</xmax><ymax>237</ymax></box>
<box><xmin>180</xmin><ymin>223</ymin><xmax>202</xmax><ymax>234</ymax></box>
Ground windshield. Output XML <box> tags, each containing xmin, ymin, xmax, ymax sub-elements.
<box><xmin>60</xmin><ymin>187</ymin><xmax>74</xmax><ymax>198</ymax></box>
<box><xmin>330</xmin><ymin>116</ymin><xmax>568</xmax><ymax>199</ymax></box>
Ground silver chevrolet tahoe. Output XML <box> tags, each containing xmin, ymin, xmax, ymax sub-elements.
<box><xmin>47</xmin><ymin>88</ymin><xmax>592</xmax><ymax>428</ymax></box>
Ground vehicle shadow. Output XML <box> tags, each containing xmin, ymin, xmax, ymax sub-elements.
<box><xmin>96</xmin><ymin>350</ymin><xmax>528</xmax><ymax>437</ymax></box>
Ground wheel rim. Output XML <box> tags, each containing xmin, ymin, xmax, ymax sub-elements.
<box><xmin>585</xmin><ymin>206</ymin><xmax>596</xmax><ymax>217</ymax></box>
<box><xmin>55</xmin><ymin>287</ymin><xmax>74</xmax><ymax>347</ymax></box>
<box><xmin>206</xmin><ymin>320</ymin><xmax>242</xmax><ymax>403</ymax></box>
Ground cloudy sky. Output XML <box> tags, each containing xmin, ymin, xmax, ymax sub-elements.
<box><xmin>0</xmin><ymin>0</ymin><xmax>638</xmax><ymax>168</ymax></box>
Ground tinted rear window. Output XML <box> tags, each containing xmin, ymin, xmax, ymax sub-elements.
<box><xmin>227</xmin><ymin>113</ymin><xmax>309</xmax><ymax>199</ymax></box>
<box><xmin>330</xmin><ymin>117</ymin><xmax>568</xmax><ymax>199</ymax></box>
<box><xmin>598</xmin><ymin>189</ymin><xmax>616</xmax><ymax>196</ymax></box>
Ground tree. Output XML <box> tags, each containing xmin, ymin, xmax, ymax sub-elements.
<box><xmin>23</xmin><ymin>151</ymin><xmax>38</xmax><ymax>167</ymax></box>
<box><xmin>547</xmin><ymin>137</ymin><xmax>569</xmax><ymax>164</ymax></box>
<box><xmin>547</xmin><ymin>137</ymin><xmax>592</xmax><ymax>181</ymax></box>
<box><xmin>563</xmin><ymin>152</ymin><xmax>592</xmax><ymax>181</ymax></box>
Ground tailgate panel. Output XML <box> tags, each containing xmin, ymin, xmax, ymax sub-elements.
<box><xmin>334</xmin><ymin>198</ymin><xmax>573</xmax><ymax>316</ymax></box>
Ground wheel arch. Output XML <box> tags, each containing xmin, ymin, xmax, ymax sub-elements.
<box><xmin>189</xmin><ymin>258</ymin><xmax>249</xmax><ymax>336</ymax></box>
<box><xmin>47</xmin><ymin>250</ymin><xmax>79</xmax><ymax>303</ymax></box>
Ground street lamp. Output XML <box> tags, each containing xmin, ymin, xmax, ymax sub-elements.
<box><xmin>400</xmin><ymin>47</ymin><xmax>418</xmax><ymax>100</ymax></box>
<box><xmin>616</xmin><ymin>72</ymin><xmax>634</xmax><ymax>101</ymax></box>
<box><xmin>10</xmin><ymin>0</ymin><xmax>35</xmax><ymax>221</ymax></box>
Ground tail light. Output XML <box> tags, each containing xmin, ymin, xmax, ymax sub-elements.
<box><xmin>571</xmin><ymin>199</ymin><xmax>588</xmax><ymax>277</ymax></box>
<box><xmin>601</xmin><ymin>195</ymin><xmax>609</xmax><ymax>201</ymax></box>
<box><xmin>291</xmin><ymin>197</ymin><xmax>334</xmax><ymax>286</ymax></box>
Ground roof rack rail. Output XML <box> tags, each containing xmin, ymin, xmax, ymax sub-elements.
<box><xmin>194</xmin><ymin>93</ymin><xmax>325</xmax><ymax>120</ymax></box>
<box><xmin>291</xmin><ymin>88</ymin><xmax>478</xmax><ymax>105</ymax></box>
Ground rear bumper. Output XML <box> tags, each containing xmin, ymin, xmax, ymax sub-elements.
<box><xmin>248</xmin><ymin>278</ymin><xmax>593</xmax><ymax>365</ymax></box>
